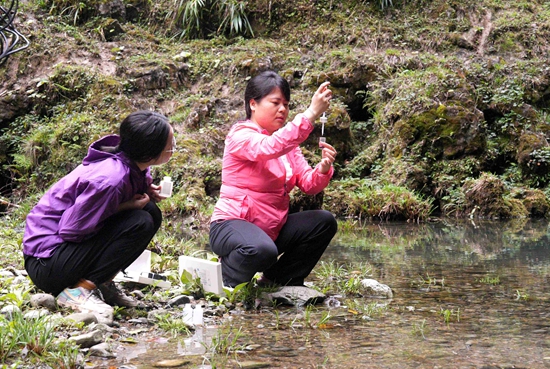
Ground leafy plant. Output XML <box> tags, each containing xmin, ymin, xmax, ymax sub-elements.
<box><xmin>168</xmin><ymin>0</ymin><xmax>253</xmax><ymax>39</ymax></box>
<box><xmin>156</xmin><ymin>314</ymin><xmax>192</xmax><ymax>337</ymax></box>
<box><xmin>179</xmin><ymin>269</ymin><xmax>205</xmax><ymax>298</ymax></box>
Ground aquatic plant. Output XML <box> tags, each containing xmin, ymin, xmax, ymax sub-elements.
<box><xmin>411</xmin><ymin>319</ymin><xmax>428</xmax><ymax>340</ymax></box>
<box><xmin>206</xmin><ymin>326</ymin><xmax>246</xmax><ymax>364</ymax></box>
<box><xmin>439</xmin><ymin>307</ymin><xmax>460</xmax><ymax>325</ymax></box>
<box><xmin>477</xmin><ymin>274</ymin><xmax>500</xmax><ymax>285</ymax></box>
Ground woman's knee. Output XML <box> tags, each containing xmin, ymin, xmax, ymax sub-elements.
<box><xmin>318</xmin><ymin>210</ymin><xmax>338</xmax><ymax>235</ymax></box>
<box><xmin>143</xmin><ymin>201</ymin><xmax>162</xmax><ymax>231</ymax></box>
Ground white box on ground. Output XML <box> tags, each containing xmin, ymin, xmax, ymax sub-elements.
<box><xmin>114</xmin><ymin>250</ymin><xmax>171</xmax><ymax>288</ymax></box>
<box><xmin>178</xmin><ymin>255</ymin><xmax>224</xmax><ymax>295</ymax></box>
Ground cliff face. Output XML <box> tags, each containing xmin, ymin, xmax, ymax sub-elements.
<box><xmin>2</xmin><ymin>0</ymin><xmax>550</xmax><ymax>221</ymax></box>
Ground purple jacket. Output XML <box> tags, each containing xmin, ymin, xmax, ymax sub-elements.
<box><xmin>23</xmin><ymin>135</ymin><xmax>152</xmax><ymax>258</ymax></box>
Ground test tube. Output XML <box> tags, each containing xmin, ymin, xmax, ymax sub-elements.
<box><xmin>319</xmin><ymin>113</ymin><xmax>327</xmax><ymax>146</ymax></box>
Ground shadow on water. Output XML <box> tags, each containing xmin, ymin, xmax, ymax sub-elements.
<box><xmin>95</xmin><ymin>218</ymin><xmax>550</xmax><ymax>368</ymax></box>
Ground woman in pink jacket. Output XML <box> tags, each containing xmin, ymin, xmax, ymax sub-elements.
<box><xmin>209</xmin><ymin>70</ymin><xmax>338</xmax><ymax>288</ymax></box>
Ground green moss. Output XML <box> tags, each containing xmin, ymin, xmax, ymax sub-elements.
<box><xmin>324</xmin><ymin>178</ymin><xmax>433</xmax><ymax>221</ymax></box>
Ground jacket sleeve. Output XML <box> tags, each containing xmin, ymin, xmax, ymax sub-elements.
<box><xmin>289</xmin><ymin>147</ymin><xmax>334</xmax><ymax>195</ymax></box>
<box><xmin>227</xmin><ymin>114</ymin><xmax>313</xmax><ymax>161</ymax></box>
<box><xmin>58</xmin><ymin>181</ymin><xmax>122</xmax><ymax>242</ymax></box>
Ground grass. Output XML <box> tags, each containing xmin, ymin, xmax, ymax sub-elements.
<box><xmin>0</xmin><ymin>309</ymin><xmax>81</xmax><ymax>366</ymax></box>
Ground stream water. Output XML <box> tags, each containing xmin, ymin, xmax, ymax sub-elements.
<box><xmin>94</xmin><ymin>218</ymin><xmax>550</xmax><ymax>368</ymax></box>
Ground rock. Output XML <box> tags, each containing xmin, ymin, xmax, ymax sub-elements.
<box><xmin>30</xmin><ymin>293</ymin><xmax>57</xmax><ymax>311</ymax></box>
<box><xmin>238</xmin><ymin>361</ymin><xmax>271</xmax><ymax>368</ymax></box>
<box><xmin>0</xmin><ymin>270</ymin><xmax>14</xmax><ymax>278</ymax></box>
<box><xmin>360</xmin><ymin>279</ymin><xmax>393</xmax><ymax>299</ymax></box>
<box><xmin>68</xmin><ymin>329</ymin><xmax>104</xmax><ymax>348</ymax></box>
<box><xmin>152</xmin><ymin>358</ymin><xmax>191</xmax><ymax>367</ymax></box>
<box><xmin>64</xmin><ymin>312</ymin><xmax>99</xmax><ymax>325</ymax></box>
<box><xmin>12</xmin><ymin>276</ymin><xmax>28</xmax><ymax>285</ymax></box>
<box><xmin>166</xmin><ymin>295</ymin><xmax>192</xmax><ymax>307</ymax></box>
<box><xmin>263</xmin><ymin>286</ymin><xmax>326</xmax><ymax>306</ymax></box>
<box><xmin>89</xmin><ymin>342</ymin><xmax>116</xmax><ymax>358</ymax></box>
<box><xmin>23</xmin><ymin>309</ymin><xmax>50</xmax><ymax>320</ymax></box>
<box><xmin>0</xmin><ymin>305</ymin><xmax>20</xmax><ymax>319</ymax></box>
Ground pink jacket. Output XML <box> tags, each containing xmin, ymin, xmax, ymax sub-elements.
<box><xmin>211</xmin><ymin>113</ymin><xmax>334</xmax><ymax>240</ymax></box>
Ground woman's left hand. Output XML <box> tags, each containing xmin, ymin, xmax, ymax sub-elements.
<box><xmin>318</xmin><ymin>141</ymin><xmax>337</xmax><ymax>174</ymax></box>
<box><xmin>148</xmin><ymin>184</ymin><xmax>164</xmax><ymax>202</ymax></box>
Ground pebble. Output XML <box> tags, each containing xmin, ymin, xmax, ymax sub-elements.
<box><xmin>64</xmin><ymin>312</ymin><xmax>99</xmax><ymax>325</ymax></box>
<box><xmin>88</xmin><ymin>342</ymin><xmax>116</xmax><ymax>358</ymax></box>
<box><xmin>152</xmin><ymin>358</ymin><xmax>190</xmax><ymax>367</ymax></box>
<box><xmin>237</xmin><ymin>361</ymin><xmax>271</xmax><ymax>368</ymax></box>
<box><xmin>69</xmin><ymin>329</ymin><xmax>104</xmax><ymax>348</ymax></box>
<box><xmin>30</xmin><ymin>293</ymin><xmax>57</xmax><ymax>311</ymax></box>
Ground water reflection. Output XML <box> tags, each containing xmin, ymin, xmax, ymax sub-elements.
<box><xmin>95</xmin><ymin>219</ymin><xmax>550</xmax><ymax>368</ymax></box>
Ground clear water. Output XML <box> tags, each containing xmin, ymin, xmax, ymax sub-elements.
<box><xmin>92</xmin><ymin>219</ymin><xmax>550</xmax><ymax>368</ymax></box>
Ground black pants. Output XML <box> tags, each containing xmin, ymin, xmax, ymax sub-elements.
<box><xmin>24</xmin><ymin>201</ymin><xmax>162</xmax><ymax>296</ymax></box>
<box><xmin>209</xmin><ymin>210</ymin><xmax>337</xmax><ymax>287</ymax></box>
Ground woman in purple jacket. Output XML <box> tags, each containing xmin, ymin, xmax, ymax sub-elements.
<box><xmin>210</xmin><ymin>71</ymin><xmax>338</xmax><ymax>288</ymax></box>
<box><xmin>23</xmin><ymin>110</ymin><xmax>175</xmax><ymax>322</ymax></box>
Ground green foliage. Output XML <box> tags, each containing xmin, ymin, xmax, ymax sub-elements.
<box><xmin>168</xmin><ymin>0</ymin><xmax>253</xmax><ymax>39</ymax></box>
<box><xmin>46</xmin><ymin>0</ymin><xmax>90</xmax><ymax>24</ymax></box>
<box><xmin>314</xmin><ymin>261</ymin><xmax>374</xmax><ymax>296</ymax></box>
<box><xmin>325</xmin><ymin>178</ymin><xmax>433</xmax><ymax>221</ymax></box>
<box><xmin>0</xmin><ymin>310</ymin><xmax>81</xmax><ymax>365</ymax></box>
<box><xmin>156</xmin><ymin>314</ymin><xmax>192</xmax><ymax>337</ymax></box>
<box><xmin>526</xmin><ymin>147</ymin><xmax>550</xmax><ymax>187</ymax></box>
<box><xmin>179</xmin><ymin>269</ymin><xmax>206</xmax><ymax>298</ymax></box>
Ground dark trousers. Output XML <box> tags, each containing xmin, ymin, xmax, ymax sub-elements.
<box><xmin>209</xmin><ymin>210</ymin><xmax>337</xmax><ymax>287</ymax></box>
<box><xmin>24</xmin><ymin>201</ymin><xmax>162</xmax><ymax>296</ymax></box>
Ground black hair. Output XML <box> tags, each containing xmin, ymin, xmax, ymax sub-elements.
<box><xmin>244</xmin><ymin>71</ymin><xmax>291</xmax><ymax>119</ymax></box>
<box><xmin>118</xmin><ymin>110</ymin><xmax>171</xmax><ymax>163</ymax></box>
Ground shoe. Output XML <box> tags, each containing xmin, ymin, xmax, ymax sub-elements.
<box><xmin>256</xmin><ymin>275</ymin><xmax>280</xmax><ymax>288</ymax></box>
<box><xmin>57</xmin><ymin>286</ymin><xmax>114</xmax><ymax>318</ymax></box>
<box><xmin>98</xmin><ymin>281</ymin><xmax>140</xmax><ymax>308</ymax></box>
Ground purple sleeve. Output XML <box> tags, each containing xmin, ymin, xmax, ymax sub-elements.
<box><xmin>58</xmin><ymin>181</ymin><xmax>121</xmax><ymax>242</ymax></box>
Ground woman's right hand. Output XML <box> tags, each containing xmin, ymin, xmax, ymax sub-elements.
<box><xmin>117</xmin><ymin>193</ymin><xmax>150</xmax><ymax>212</ymax></box>
<box><xmin>305</xmin><ymin>81</ymin><xmax>332</xmax><ymax>122</ymax></box>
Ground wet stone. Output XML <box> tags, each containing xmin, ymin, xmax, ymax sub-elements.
<box><xmin>360</xmin><ymin>279</ymin><xmax>393</xmax><ymax>299</ymax></box>
<box><xmin>69</xmin><ymin>329</ymin><xmax>104</xmax><ymax>348</ymax></box>
<box><xmin>152</xmin><ymin>358</ymin><xmax>191</xmax><ymax>367</ymax></box>
<box><xmin>264</xmin><ymin>286</ymin><xmax>326</xmax><ymax>306</ymax></box>
<box><xmin>238</xmin><ymin>361</ymin><xmax>271</xmax><ymax>368</ymax></box>
<box><xmin>88</xmin><ymin>342</ymin><xmax>116</xmax><ymax>358</ymax></box>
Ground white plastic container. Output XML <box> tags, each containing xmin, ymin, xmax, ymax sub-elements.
<box><xmin>183</xmin><ymin>303</ymin><xmax>193</xmax><ymax>325</ymax></box>
<box><xmin>159</xmin><ymin>176</ymin><xmax>173</xmax><ymax>197</ymax></box>
<box><xmin>193</xmin><ymin>304</ymin><xmax>204</xmax><ymax>326</ymax></box>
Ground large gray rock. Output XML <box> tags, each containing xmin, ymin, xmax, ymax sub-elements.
<box><xmin>360</xmin><ymin>279</ymin><xmax>393</xmax><ymax>299</ymax></box>
<box><xmin>68</xmin><ymin>329</ymin><xmax>103</xmax><ymax>348</ymax></box>
<box><xmin>263</xmin><ymin>286</ymin><xmax>326</xmax><ymax>306</ymax></box>
<box><xmin>30</xmin><ymin>293</ymin><xmax>57</xmax><ymax>311</ymax></box>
